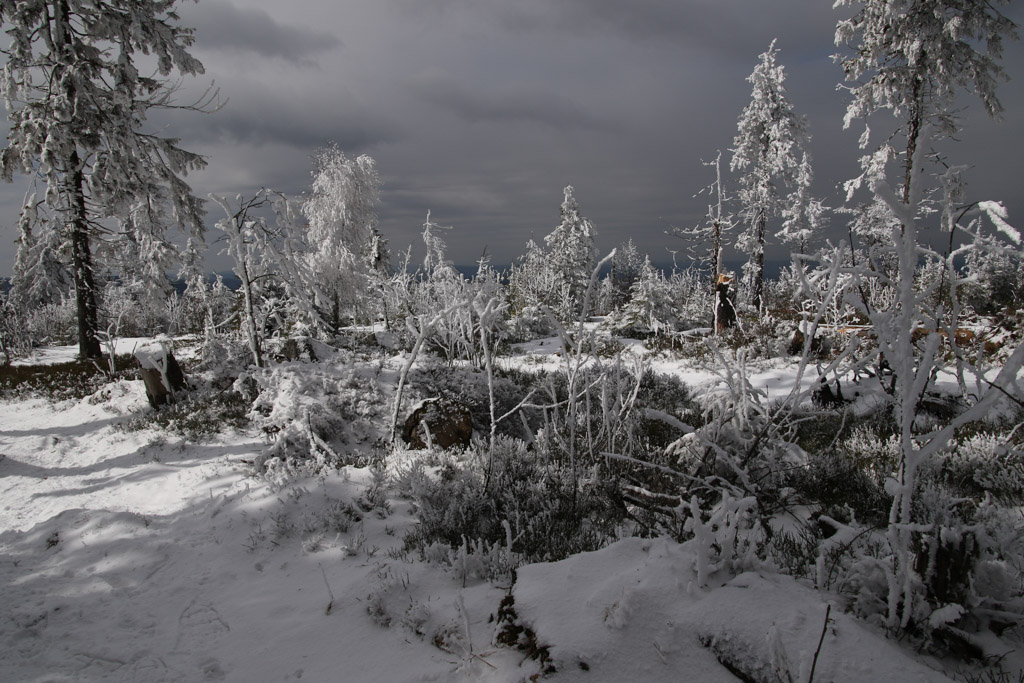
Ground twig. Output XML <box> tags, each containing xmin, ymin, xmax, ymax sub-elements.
<box><xmin>807</xmin><ymin>603</ymin><xmax>831</xmax><ymax>683</ymax></box>
<box><xmin>320</xmin><ymin>563</ymin><xmax>335</xmax><ymax>615</ymax></box>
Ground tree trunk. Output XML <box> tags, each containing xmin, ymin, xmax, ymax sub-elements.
<box><xmin>331</xmin><ymin>289</ymin><xmax>340</xmax><ymax>335</ymax></box>
<box><xmin>751</xmin><ymin>210</ymin><xmax>766</xmax><ymax>314</ymax></box>
<box><xmin>238</xmin><ymin>261</ymin><xmax>263</xmax><ymax>368</ymax></box>
<box><xmin>68</xmin><ymin>150</ymin><xmax>102</xmax><ymax>360</ymax></box>
<box><xmin>903</xmin><ymin>75</ymin><xmax>923</xmax><ymax>206</ymax></box>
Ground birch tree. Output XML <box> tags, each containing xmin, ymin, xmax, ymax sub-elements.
<box><xmin>0</xmin><ymin>0</ymin><xmax>213</xmax><ymax>359</ymax></box>
<box><xmin>302</xmin><ymin>145</ymin><xmax>386</xmax><ymax>331</ymax></box>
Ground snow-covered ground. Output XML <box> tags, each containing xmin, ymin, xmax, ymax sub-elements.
<box><xmin>0</xmin><ymin>345</ymin><xmax>973</xmax><ymax>681</ymax></box>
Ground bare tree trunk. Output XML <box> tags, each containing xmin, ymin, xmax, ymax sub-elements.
<box><xmin>68</xmin><ymin>149</ymin><xmax>101</xmax><ymax>360</ymax></box>
<box><xmin>750</xmin><ymin>210</ymin><xmax>766</xmax><ymax>314</ymax></box>
<box><xmin>903</xmin><ymin>76</ymin><xmax>923</xmax><ymax>206</ymax></box>
<box><xmin>238</xmin><ymin>259</ymin><xmax>263</xmax><ymax>368</ymax></box>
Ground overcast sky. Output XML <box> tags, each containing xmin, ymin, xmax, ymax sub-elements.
<box><xmin>2</xmin><ymin>0</ymin><xmax>1023</xmax><ymax>274</ymax></box>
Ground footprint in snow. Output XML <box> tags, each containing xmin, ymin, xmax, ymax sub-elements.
<box><xmin>172</xmin><ymin>598</ymin><xmax>230</xmax><ymax>655</ymax></box>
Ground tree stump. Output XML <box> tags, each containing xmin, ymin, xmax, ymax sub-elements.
<box><xmin>136</xmin><ymin>341</ymin><xmax>187</xmax><ymax>408</ymax></box>
<box><xmin>715</xmin><ymin>274</ymin><xmax>736</xmax><ymax>332</ymax></box>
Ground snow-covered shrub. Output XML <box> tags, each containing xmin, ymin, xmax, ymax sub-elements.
<box><xmin>813</xmin><ymin>441</ymin><xmax>1024</xmax><ymax>645</ymax></box>
<box><xmin>685</xmin><ymin>493</ymin><xmax>765</xmax><ymax>588</ymax></box>
<box><xmin>169</xmin><ymin>274</ymin><xmax>237</xmax><ymax>338</ymax></box>
<box><xmin>680</xmin><ymin>348</ymin><xmax>802</xmax><ymax>503</ymax></box>
<box><xmin>0</xmin><ymin>356</ymin><xmax>140</xmax><ymax>401</ymax></box>
<box><xmin>791</xmin><ymin>443</ymin><xmax>892</xmax><ymax>528</ymax></box>
<box><xmin>245</xmin><ymin>359</ymin><xmax>389</xmax><ymax>481</ymax></box>
<box><xmin>406</xmin><ymin>361</ymin><xmax>529</xmax><ymax>444</ymax></box>
<box><xmin>778</xmin><ymin>415</ymin><xmax>897</xmax><ymax>588</ymax></box>
<box><xmin>768</xmin><ymin>524</ymin><xmax>821</xmax><ymax>580</ymax></box>
<box><xmin>421</xmin><ymin>536</ymin><xmax>519</xmax><ymax>585</ymax></box>
<box><xmin>25</xmin><ymin>298</ymin><xmax>77</xmax><ymax>346</ymax></box>
<box><xmin>963</xmin><ymin>241</ymin><xmax>1024</xmax><ymax>315</ymax></box>
<box><xmin>505</xmin><ymin>303</ymin><xmax>555</xmax><ymax>343</ymax></box>
<box><xmin>896</xmin><ymin>463</ymin><xmax>1024</xmax><ymax>644</ymax></box>
<box><xmin>98</xmin><ymin>280</ymin><xmax>170</xmax><ymax>338</ymax></box>
<box><xmin>356</xmin><ymin>465</ymin><xmax>392</xmax><ymax>518</ymax></box>
<box><xmin>938</xmin><ymin>431</ymin><xmax>1024</xmax><ymax>505</ymax></box>
<box><xmin>716</xmin><ymin>311</ymin><xmax>797</xmax><ymax>361</ymax></box>
<box><xmin>403</xmin><ymin>436</ymin><xmax>621</xmax><ymax>565</ymax></box>
<box><xmin>0</xmin><ymin>296</ymin><xmax>30</xmax><ymax>364</ymax></box>
<box><xmin>122</xmin><ymin>388</ymin><xmax>249</xmax><ymax>441</ymax></box>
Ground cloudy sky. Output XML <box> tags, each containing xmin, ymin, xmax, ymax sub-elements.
<box><xmin>2</xmin><ymin>0</ymin><xmax>1023</xmax><ymax>273</ymax></box>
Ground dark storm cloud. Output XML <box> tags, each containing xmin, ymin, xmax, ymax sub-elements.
<box><xmin>403</xmin><ymin>0</ymin><xmax>839</xmax><ymax>60</ymax></box>
<box><xmin>183</xmin><ymin>0</ymin><xmax>340</xmax><ymax>66</ymax></box>
<box><xmin>171</xmin><ymin>100</ymin><xmax>395</xmax><ymax>151</ymax></box>
<box><xmin>411</xmin><ymin>76</ymin><xmax>610</xmax><ymax>131</ymax></box>
<box><xmin>1</xmin><ymin>0</ymin><xmax>1022</xmax><ymax>276</ymax></box>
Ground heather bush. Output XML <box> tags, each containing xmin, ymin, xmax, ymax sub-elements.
<box><xmin>0</xmin><ymin>355</ymin><xmax>140</xmax><ymax>401</ymax></box>
<box><xmin>402</xmin><ymin>436</ymin><xmax>622</xmax><ymax>565</ymax></box>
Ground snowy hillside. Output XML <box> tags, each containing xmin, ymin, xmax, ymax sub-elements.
<box><xmin>3</xmin><ymin>338</ymin><xmax>1013</xmax><ymax>682</ymax></box>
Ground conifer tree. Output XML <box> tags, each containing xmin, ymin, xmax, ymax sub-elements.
<box><xmin>834</xmin><ymin>0</ymin><xmax>1018</xmax><ymax>201</ymax></box>
<box><xmin>9</xmin><ymin>192</ymin><xmax>71</xmax><ymax>311</ymax></box>
<box><xmin>544</xmin><ymin>185</ymin><xmax>598</xmax><ymax>321</ymax></box>
<box><xmin>731</xmin><ymin>40</ymin><xmax>810</xmax><ymax>314</ymax></box>
<box><xmin>0</xmin><ymin>0</ymin><xmax>211</xmax><ymax>358</ymax></box>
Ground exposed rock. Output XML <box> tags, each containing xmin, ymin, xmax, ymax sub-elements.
<box><xmin>401</xmin><ymin>398</ymin><xmax>473</xmax><ymax>450</ymax></box>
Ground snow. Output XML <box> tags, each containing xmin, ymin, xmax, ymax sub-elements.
<box><xmin>513</xmin><ymin>538</ymin><xmax>949</xmax><ymax>682</ymax></box>
<box><xmin>0</xmin><ymin>345</ymin><xmax>968</xmax><ymax>681</ymax></box>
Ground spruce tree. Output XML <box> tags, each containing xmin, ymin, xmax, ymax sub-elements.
<box><xmin>731</xmin><ymin>40</ymin><xmax>810</xmax><ymax>314</ymax></box>
<box><xmin>834</xmin><ymin>0</ymin><xmax>1018</xmax><ymax>201</ymax></box>
<box><xmin>543</xmin><ymin>185</ymin><xmax>598</xmax><ymax>321</ymax></box>
<box><xmin>0</xmin><ymin>0</ymin><xmax>211</xmax><ymax>358</ymax></box>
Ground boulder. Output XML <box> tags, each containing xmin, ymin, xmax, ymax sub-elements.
<box><xmin>401</xmin><ymin>398</ymin><xmax>473</xmax><ymax>450</ymax></box>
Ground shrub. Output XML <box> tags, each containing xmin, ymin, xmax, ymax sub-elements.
<box><xmin>939</xmin><ymin>431</ymin><xmax>1024</xmax><ymax>505</ymax></box>
<box><xmin>122</xmin><ymin>388</ymin><xmax>249</xmax><ymax>441</ymax></box>
<box><xmin>403</xmin><ymin>436</ymin><xmax>622</xmax><ymax>565</ymax></box>
<box><xmin>245</xmin><ymin>359</ymin><xmax>390</xmax><ymax>480</ymax></box>
<box><xmin>790</xmin><ymin>448</ymin><xmax>892</xmax><ymax>528</ymax></box>
<box><xmin>0</xmin><ymin>355</ymin><xmax>140</xmax><ymax>402</ymax></box>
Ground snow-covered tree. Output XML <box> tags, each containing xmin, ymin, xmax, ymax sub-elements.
<box><xmin>302</xmin><ymin>145</ymin><xmax>387</xmax><ymax>331</ymax></box>
<box><xmin>9</xmin><ymin>192</ymin><xmax>71</xmax><ymax>313</ymax></box>
<box><xmin>544</xmin><ymin>185</ymin><xmax>598</xmax><ymax>321</ymax></box>
<box><xmin>212</xmin><ymin>190</ymin><xmax>323</xmax><ymax>367</ymax></box>
<box><xmin>778</xmin><ymin>152</ymin><xmax>827</xmax><ymax>255</ymax></box>
<box><xmin>607</xmin><ymin>238</ymin><xmax>645</xmax><ymax>312</ymax></box>
<box><xmin>834</xmin><ymin>0</ymin><xmax>1018</xmax><ymax>201</ymax></box>
<box><xmin>832</xmin><ymin>1</ymin><xmax>1022</xmax><ymax>633</ymax></box>
<box><xmin>671</xmin><ymin>150</ymin><xmax>735</xmax><ymax>283</ymax></box>
<box><xmin>0</xmin><ymin>0</ymin><xmax>212</xmax><ymax>359</ymax></box>
<box><xmin>731</xmin><ymin>40</ymin><xmax>810</xmax><ymax>314</ymax></box>
<box><xmin>508</xmin><ymin>239</ymin><xmax>548</xmax><ymax>312</ymax></box>
<box><xmin>618</xmin><ymin>256</ymin><xmax>676</xmax><ymax>335</ymax></box>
